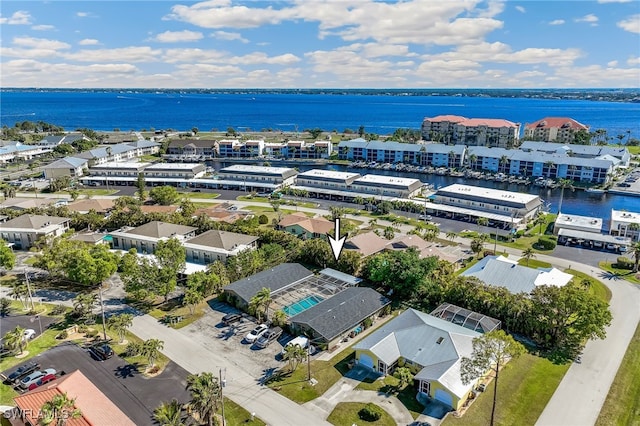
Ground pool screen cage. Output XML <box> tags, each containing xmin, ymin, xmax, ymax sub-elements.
<box><xmin>270</xmin><ymin>273</ymin><xmax>355</xmax><ymax>318</ymax></box>
<box><xmin>430</xmin><ymin>303</ymin><xmax>501</xmax><ymax>333</ymax></box>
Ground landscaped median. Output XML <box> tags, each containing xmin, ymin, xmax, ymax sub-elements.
<box><xmin>327</xmin><ymin>402</ymin><xmax>396</xmax><ymax>426</ymax></box>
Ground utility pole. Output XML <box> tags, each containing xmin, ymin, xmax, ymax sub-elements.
<box><xmin>98</xmin><ymin>284</ymin><xmax>108</xmax><ymax>341</ymax></box>
<box><xmin>219</xmin><ymin>368</ymin><xmax>226</xmax><ymax>426</ymax></box>
<box><xmin>24</xmin><ymin>268</ymin><xmax>35</xmax><ymax>311</ymax></box>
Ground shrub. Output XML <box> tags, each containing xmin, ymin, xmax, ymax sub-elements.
<box><xmin>534</xmin><ymin>237</ymin><xmax>556</xmax><ymax>250</ymax></box>
<box><xmin>362</xmin><ymin>317</ymin><xmax>373</xmax><ymax>329</ymax></box>
<box><xmin>85</xmin><ymin>329</ymin><xmax>98</xmax><ymax>338</ymax></box>
<box><xmin>124</xmin><ymin>341</ymin><xmax>142</xmax><ymax>357</ymax></box>
<box><xmin>258</xmin><ymin>214</ymin><xmax>269</xmax><ymax>225</ymax></box>
<box><xmin>614</xmin><ymin>256</ymin><xmax>634</xmax><ymax>270</ymax></box>
<box><xmin>359</xmin><ymin>403</ymin><xmax>383</xmax><ymax>422</ymax></box>
<box><xmin>77</xmin><ymin>325</ymin><xmax>88</xmax><ymax>333</ymax></box>
<box><xmin>50</xmin><ymin>304</ymin><xmax>66</xmax><ymax>316</ymax></box>
<box><xmin>56</xmin><ymin>330</ymin><xmax>68</xmax><ymax>340</ymax></box>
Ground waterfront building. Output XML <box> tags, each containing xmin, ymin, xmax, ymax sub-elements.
<box><xmin>165</xmin><ymin>139</ymin><xmax>217</xmax><ymax>159</ymax></box>
<box><xmin>89</xmin><ymin>162</ymin><xmax>149</xmax><ymax>178</ymax></box>
<box><xmin>295</xmin><ymin>169</ymin><xmax>361</xmax><ymax>191</ymax></box>
<box><xmin>432</xmin><ymin>184</ymin><xmax>542</xmax><ymax>225</ymax></box>
<box><xmin>351</xmin><ymin>175</ymin><xmax>423</xmax><ymax>198</ymax></box>
<box><xmin>238</xmin><ymin>139</ymin><xmax>265</xmax><ymax>157</ymax></box>
<box><xmin>337</xmin><ymin>139</ymin><xmax>465</xmax><ymax>167</ymax></box>
<box><xmin>217</xmin><ymin>139</ymin><xmax>242</xmax><ymax>157</ymax></box>
<box><xmin>125</xmin><ymin>140</ymin><xmax>161</xmax><ymax>156</ymax></box>
<box><xmin>519</xmin><ymin>141</ymin><xmax>630</xmax><ymax>168</ymax></box>
<box><xmin>263</xmin><ymin>142</ymin><xmax>287</xmax><ymax>158</ymax></box>
<box><xmin>38</xmin><ymin>132</ymin><xmax>89</xmax><ymax>147</ymax></box>
<box><xmin>421</xmin><ymin>115</ymin><xmax>520</xmax><ymax>148</ymax></box>
<box><xmin>0</xmin><ymin>214</ymin><xmax>70</xmax><ymax>249</ymax></box>
<box><xmin>0</xmin><ymin>142</ymin><xmax>53</xmax><ymax>163</ymax></box>
<box><xmin>524</xmin><ymin>117</ymin><xmax>589</xmax><ymax>143</ymax></box>
<box><xmin>553</xmin><ymin>213</ymin><xmax>603</xmax><ymax>235</ymax></box>
<box><xmin>143</xmin><ymin>163</ymin><xmax>206</xmax><ymax>180</ymax></box>
<box><xmin>216</xmin><ymin>164</ymin><xmax>298</xmax><ymax>189</ymax></box>
<box><xmin>610</xmin><ymin>209</ymin><xmax>640</xmax><ymax>241</ymax></box>
<box><xmin>461</xmin><ymin>255</ymin><xmax>573</xmax><ymax>294</ymax></box>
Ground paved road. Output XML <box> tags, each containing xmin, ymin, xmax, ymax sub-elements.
<box><xmin>130</xmin><ymin>314</ymin><xmax>331</xmax><ymax>426</ymax></box>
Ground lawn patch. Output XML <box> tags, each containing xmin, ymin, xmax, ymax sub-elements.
<box><xmin>517</xmin><ymin>258</ymin><xmax>552</xmax><ymax>269</ymax></box>
<box><xmin>180</xmin><ymin>192</ymin><xmax>221</xmax><ymax>199</ymax></box>
<box><xmin>223</xmin><ymin>397</ymin><xmax>266</xmax><ymax>425</ymax></box>
<box><xmin>596</xmin><ymin>321</ymin><xmax>640</xmax><ymax>426</ymax></box>
<box><xmin>598</xmin><ymin>261</ymin><xmax>640</xmax><ymax>285</ymax></box>
<box><xmin>327</xmin><ymin>402</ymin><xmax>396</xmax><ymax>426</ymax></box>
<box><xmin>443</xmin><ymin>353</ymin><xmax>569</xmax><ymax>426</ymax></box>
<box><xmin>565</xmin><ymin>269</ymin><xmax>612</xmax><ymax>302</ymax></box>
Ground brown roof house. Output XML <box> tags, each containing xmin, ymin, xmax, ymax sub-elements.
<box><xmin>343</xmin><ymin>231</ymin><xmax>389</xmax><ymax>257</ymax></box>
<box><xmin>108</xmin><ymin>221</ymin><xmax>197</xmax><ymax>254</ymax></box>
<box><xmin>0</xmin><ymin>214</ymin><xmax>70</xmax><ymax>250</ymax></box>
<box><xmin>193</xmin><ymin>203</ymin><xmax>249</xmax><ymax>223</ymax></box>
<box><xmin>10</xmin><ymin>370</ymin><xmax>135</xmax><ymax>426</ymax></box>
<box><xmin>184</xmin><ymin>229</ymin><xmax>259</xmax><ymax>264</ymax></box>
<box><xmin>66</xmin><ymin>199</ymin><xmax>115</xmax><ymax>215</ymax></box>
<box><xmin>278</xmin><ymin>213</ymin><xmax>334</xmax><ymax>239</ymax></box>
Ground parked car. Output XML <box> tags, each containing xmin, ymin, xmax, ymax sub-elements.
<box><xmin>606</xmin><ymin>243</ymin><xmax>617</xmax><ymax>251</ymax></box>
<box><xmin>281</xmin><ymin>336</ymin><xmax>309</xmax><ymax>355</ymax></box>
<box><xmin>27</xmin><ymin>373</ymin><xmax>57</xmax><ymax>391</ymax></box>
<box><xmin>4</xmin><ymin>362</ymin><xmax>40</xmax><ymax>383</ymax></box>
<box><xmin>88</xmin><ymin>344</ymin><xmax>114</xmax><ymax>361</ymax></box>
<box><xmin>255</xmin><ymin>327</ymin><xmax>283</xmax><ymax>349</ymax></box>
<box><xmin>618</xmin><ymin>245</ymin><xmax>628</xmax><ymax>253</ymax></box>
<box><xmin>221</xmin><ymin>313</ymin><xmax>242</xmax><ymax>325</ymax></box>
<box><xmin>418</xmin><ymin>214</ymin><xmax>433</xmax><ymax>221</ymax></box>
<box><xmin>23</xmin><ymin>329</ymin><xmax>36</xmax><ymax>341</ymax></box>
<box><xmin>244</xmin><ymin>324</ymin><xmax>269</xmax><ymax>344</ymax></box>
<box><xmin>20</xmin><ymin>369</ymin><xmax>56</xmax><ymax>390</ymax></box>
<box><xmin>593</xmin><ymin>241</ymin><xmax>604</xmax><ymax>248</ymax></box>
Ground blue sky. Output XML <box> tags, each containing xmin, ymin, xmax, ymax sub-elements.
<box><xmin>1</xmin><ymin>0</ymin><xmax>639</xmax><ymax>88</ymax></box>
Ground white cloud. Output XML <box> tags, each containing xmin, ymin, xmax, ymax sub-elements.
<box><xmin>575</xmin><ymin>14</ymin><xmax>599</xmax><ymax>25</ymax></box>
<box><xmin>152</xmin><ymin>30</ymin><xmax>204</xmax><ymax>43</ymax></box>
<box><xmin>607</xmin><ymin>60</ymin><xmax>619</xmax><ymax>67</ymax></box>
<box><xmin>211</xmin><ymin>31</ymin><xmax>248</xmax><ymax>43</ymax></box>
<box><xmin>76</xmin><ymin>12</ymin><xmax>89</xmax><ymax>17</ymax></box>
<box><xmin>617</xmin><ymin>14</ymin><xmax>640</xmax><ymax>34</ymax></box>
<box><xmin>32</xmin><ymin>24</ymin><xmax>55</xmax><ymax>31</ymax></box>
<box><xmin>163</xmin><ymin>48</ymin><xmax>227</xmax><ymax>63</ymax></box>
<box><xmin>628</xmin><ymin>56</ymin><xmax>640</xmax><ymax>65</ymax></box>
<box><xmin>548</xmin><ymin>19</ymin><xmax>565</xmax><ymax>25</ymax></box>
<box><xmin>597</xmin><ymin>0</ymin><xmax>632</xmax><ymax>3</ymax></box>
<box><xmin>78</xmin><ymin>38</ymin><xmax>100</xmax><ymax>46</ymax></box>
<box><xmin>231</xmin><ymin>52</ymin><xmax>300</xmax><ymax>65</ymax></box>
<box><xmin>515</xmin><ymin>6</ymin><xmax>526</xmax><ymax>13</ymax></box>
<box><xmin>13</xmin><ymin>36</ymin><xmax>70</xmax><ymax>50</ymax></box>
<box><xmin>552</xmin><ymin>64</ymin><xmax>640</xmax><ymax>87</ymax></box>
<box><xmin>63</xmin><ymin>46</ymin><xmax>162</xmax><ymax>62</ymax></box>
<box><xmin>0</xmin><ymin>10</ymin><xmax>32</xmax><ymax>25</ymax></box>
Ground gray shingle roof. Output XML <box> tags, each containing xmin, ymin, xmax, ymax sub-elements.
<box><xmin>125</xmin><ymin>221</ymin><xmax>197</xmax><ymax>238</ymax></box>
<box><xmin>225</xmin><ymin>263</ymin><xmax>313</xmax><ymax>304</ymax></box>
<box><xmin>290</xmin><ymin>287</ymin><xmax>389</xmax><ymax>342</ymax></box>
<box><xmin>185</xmin><ymin>229</ymin><xmax>258</xmax><ymax>250</ymax></box>
<box><xmin>0</xmin><ymin>214</ymin><xmax>69</xmax><ymax>229</ymax></box>
<box><xmin>460</xmin><ymin>255</ymin><xmax>543</xmax><ymax>294</ymax></box>
<box><xmin>43</xmin><ymin>157</ymin><xmax>88</xmax><ymax>169</ymax></box>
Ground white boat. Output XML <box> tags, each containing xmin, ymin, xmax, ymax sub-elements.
<box><xmin>585</xmin><ymin>188</ymin><xmax>606</xmax><ymax>194</ymax></box>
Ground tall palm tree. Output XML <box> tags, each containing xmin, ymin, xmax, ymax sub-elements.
<box><xmin>544</xmin><ymin>161</ymin><xmax>555</xmax><ymax>178</ymax></box>
<box><xmin>9</xmin><ymin>281</ymin><xmax>29</xmax><ymax>309</ymax></box>
<box><xmin>154</xmin><ymin>399</ymin><xmax>185</xmax><ymax>426</ymax></box>
<box><xmin>534</xmin><ymin>213</ymin><xmax>547</xmax><ymax>236</ymax></box>
<box><xmin>73</xmin><ymin>292</ymin><xmax>97</xmax><ymax>321</ymax></box>
<box><xmin>142</xmin><ymin>338</ymin><xmax>164</xmax><ymax>368</ymax></box>
<box><xmin>107</xmin><ymin>313</ymin><xmax>134</xmax><ymax>343</ymax></box>
<box><xmin>249</xmin><ymin>287</ymin><xmax>272</xmax><ymax>322</ymax></box>
<box><xmin>3</xmin><ymin>326</ymin><xmax>26</xmax><ymax>354</ymax></box>
<box><xmin>468</xmin><ymin>153</ymin><xmax>478</xmax><ymax>170</ymax></box>
<box><xmin>522</xmin><ymin>247</ymin><xmax>536</xmax><ymax>267</ymax></box>
<box><xmin>628</xmin><ymin>242</ymin><xmax>640</xmax><ymax>272</ymax></box>
<box><xmin>39</xmin><ymin>392</ymin><xmax>81</xmax><ymax>426</ymax></box>
<box><xmin>556</xmin><ymin>178</ymin><xmax>575</xmax><ymax>215</ymax></box>
<box><xmin>186</xmin><ymin>372</ymin><xmax>221</xmax><ymax>426</ymax></box>
<box><xmin>282</xmin><ymin>343</ymin><xmax>307</xmax><ymax>372</ymax></box>
<box><xmin>499</xmin><ymin>155</ymin><xmax>509</xmax><ymax>174</ymax></box>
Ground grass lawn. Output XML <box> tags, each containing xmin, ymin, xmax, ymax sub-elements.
<box><xmin>147</xmin><ymin>297</ymin><xmax>212</xmax><ymax>329</ymax></box>
<box><xmin>355</xmin><ymin>375</ymin><xmax>425</xmax><ymax>419</ymax></box>
<box><xmin>563</xmin><ymin>268</ymin><xmax>612</xmax><ymax>302</ymax></box>
<box><xmin>327</xmin><ymin>402</ymin><xmax>396</xmax><ymax>426</ymax></box>
<box><xmin>139</xmin><ymin>155</ymin><xmax>160</xmax><ymax>162</ymax></box>
<box><xmin>223</xmin><ymin>397</ymin><xmax>266</xmax><ymax>426</ymax></box>
<box><xmin>56</xmin><ymin>189</ymin><xmax>119</xmax><ymax>197</ymax></box>
<box><xmin>517</xmin><ymin>258</ymin><xmax>552</xmax><ymax>269</ymax></box>
<box><xmin>598</xmin><ymin>261</ymin><xmax>640</xmax><ymax>285</ymax></box>
<box><xmin>596</xmin><ymin>321</ymin><xmax>640</xmax><ymax>426</ymax></box>
<box><xmin>267</xmin><ymin>348</ymin><xmax>355</xmax><ymax>403</ymax></box>
<box><xmin>443</xmin><ymin>353</ymin><xmax>569</xmax><ymax>426</ymax></box>
<box><xmin>180</xmin><ymin>192</ymin><xmax>221</xmax><ymax>199</ymax></box>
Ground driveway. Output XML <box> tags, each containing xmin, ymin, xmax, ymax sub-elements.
<box><xmin>1</xmin><ymin>342</ymin><xmax>190</xmax><ymax>426</ymax></box>
<box><xmin>130</xmin><ymin>314</ymin><xmax>332</xmax><ymax>426</ymax></box>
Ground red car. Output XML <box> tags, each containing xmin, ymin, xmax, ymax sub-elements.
<box><xmin>27</xmin><ymin>373</ymin><xmax>57</xmax><ymax>391</ymax></box>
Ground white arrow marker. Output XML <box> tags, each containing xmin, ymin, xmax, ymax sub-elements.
<box><xmin>327</xmin><ymin>218</ymin><xmax>346</xmax><ymax>261</ymax></box>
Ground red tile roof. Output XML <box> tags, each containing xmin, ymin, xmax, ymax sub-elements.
<box><xmin>459</xmin><ymin>118</ymin><xmax>518</xmax><ymax>128</ymax></box>
<box><xmin>525</xmin><ymin>117</ymin><xmax>589</xmax><ymax>130</ymax></box>
<box><xmin>13</xmin><ymin>370</ymin><xmax>135</xmax><ymax>426</ymax></box>
<box><xmin>425</xmin><ymin>115</ymin><xmax>467</xmax><ymax>123</ymax></box>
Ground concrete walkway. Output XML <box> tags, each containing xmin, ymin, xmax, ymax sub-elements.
<box><xmin>130</xmin><ymin>314</ymin><xmax>331</xmax><ymax>426</ymax></box>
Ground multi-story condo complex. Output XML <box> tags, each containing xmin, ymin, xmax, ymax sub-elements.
<box><xmin>165</xmin><ymin>139</ymin><xmax>217</xmax><ymax>159</ymax></box>
<box><xmin>524</xmin><ymin>117</ymin><xmax>589</xmax><ymax>143</ymax></box>
<box><xmin>421</xmin><ymin>115</ymin><xmax>520</xmax><ymax>148</ymax></box>
<box><xmin>610</xmin><ymin>209</ymin><xmax>640</xmax><ymax>241</ymax></box>
<box><xmin>215</xmin><ymin>165</ymin><xmax>298</xmax><ymax>189</ymax></box>
<box><xmin>351</xmin><ymin>175</ymin><xmax>423</xmax><ymax>198</ymax></box>
<box><xmin>82</xmin><ymin>162</ymin><xmax>205</xmax><ymax>186</ymax></box>
<box><xmin>0</xmin><ymin>215</ymin><xmax>70</xmax><ymax>249</ymax></box>
<box><xmin>337</xmin><ymin>139</ymin><xmax>466</xmax><ymax>168</ymax></box>
<box><xmin>519</xmin><ymin>141</ymin><xmax>630</xmax><ymax>168</ymax></box>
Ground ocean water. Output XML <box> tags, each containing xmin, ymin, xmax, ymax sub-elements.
<box><xmin>2</xmin><ymin>90</ymin><xmax>640</xmax><ymax>139</ymax></box>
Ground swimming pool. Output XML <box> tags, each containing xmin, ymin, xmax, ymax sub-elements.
<box><xmin>283</xmin><ymin>295</ymin><xmax>324</xmax><ymax>316</ymax></box>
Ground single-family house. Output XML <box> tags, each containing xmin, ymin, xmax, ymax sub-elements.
<box><xmin>108</xmin><ymin>221</ymin><xmax>197</xmax><ymax>254</ymax></box>
<box><xmin>278</xmin><ymin>213</ymin><xmax>334</xmax><ymax>239</ymax></box>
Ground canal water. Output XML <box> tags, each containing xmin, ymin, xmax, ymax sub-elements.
<box><xmin>211</xmin><ymin>161</ymin><xmax>640</xmax><ymax>221</ymax></box>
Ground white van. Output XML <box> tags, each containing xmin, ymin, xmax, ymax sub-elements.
<box><xmin>281</xmin><ymin>336</ymin><xmax>309</xmax><ymax>355</ymax></box>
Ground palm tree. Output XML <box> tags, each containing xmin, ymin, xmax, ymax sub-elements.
<box><xmin>142</xmin><ymin>338</ymin><xmax>164</xmax><ymax>368</ymax></box>
<box><xmin>499</xmin><ymin>155</ymin><xmax>509</xmax><ymax>174</ymax></box>
<box><xmin>468</xmin><ymin>153</ymin><xmax>478</xmax><ymax>170</ymax></box>
<box><xmin>73</xmin><ymin>292</ymin><xmax>97</xmax><ymax>321</ymax></box>
<box><xmin>556</xmin><ymin>178</ymin><xmax>575</xmax><ymax>215</ymax></box>
<box><xmin>544</xmin><ymin>161</ymin><xmax>555</xmax><ymax>178</ymax></box>
<box><xmin>534</xmin><ymin>213</ymin><xmax>547</xmax><ymax>235</ymax></box>
<box><xmin>186</xmin><ymin>372</ymin><xmax>221</xmax><ymax>426</ymax></box>
<box><xmin>39</xmin><ymin>392</ymin><xmax>81</xmax><ymax>426</ymax></box>
<box><xmin>107</xmin><ymin>313</ymin><xmax>134</xmax><ymax>343</ymax></box>
<box><xmin>476</xmin><ymin>217</ymin><xmax>489</xmax><ymax>233</ymax></box>
<box><xmin>625</xmin><ymin>222</ymin><xmax>640</xmax><ymax>241</ymax></box>
<box><xmin>3</xmin><ymin>326</ymin><xmax>26</xmax><ymax>354</ymax></box>
<box><xmin>446</xmin><ymin>231</ymin><xmax>457</xmax><ymax>242</ymax></box>
<box><xmin>628</xmin><ymin>242</ymin><xmax>640</xmax><ymax>272</ymax></box>
<box><xmin>9</xmin><ymin>281</ymin><xmax>29</xmax><ymax>309</ymax></box>
<box><xmin>249</xmin><ymin>287</ymin><xmax>272</xmax><ymax>322</ymax></box>
<box><xmin>154</xmin><ymin>399</ymin><xmax>184</xmax><ymax>426</ymax></box>
<box><xmin>522</xmin><ymin>247</ymin><xmax>536</xmax><ymax>266</ymax></box>
<box><xmin>282</xmin><ymin>343</ymin><xmax>307</xmax><ymax>372</ymax></box>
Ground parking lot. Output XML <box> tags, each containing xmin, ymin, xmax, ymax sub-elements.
<box><xmin>182</xmin><ymin>300</ymin><xmax>298</xmax><ymax>379</ymax></box>
<box><xmin>1</xmin><ymin>343</ymin><xmax>190</xmax><ymax>426</ymax></box>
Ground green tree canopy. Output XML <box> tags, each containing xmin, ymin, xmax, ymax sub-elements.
<box><xmin>0</xmin><ymin>239</ymin><xmax>16</xmax><ymax>271</ymax></box>
<box><xmin>149</xmin><ymin>186</ymin><xmax>180</xmax><ymax>205</ymax></box>
<box><xmin>363</xmin><ymin>248</ymin><xmax>438</xmax><ymax>298</ymax></box>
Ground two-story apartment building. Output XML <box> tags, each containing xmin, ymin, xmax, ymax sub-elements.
<box><xmin>109</xmin><ymin>221</ymin><xmax>198</xmax><ymax>254</ymax></box>
<box><xmin>165</xmin><ymin>139</ymin><xmax>217</xmax><ymax>159</ymax></box>
<box><xmin>519</xmin><ymin>141</ymin><xmax>630</xmax><ymax>168</ymax></box>
<box><xmin>337</xmin><ymin>139</ymin><xmax>466</xmax><ymax>168</ymax></box>
<box><xmin>213</xmin><ymin>165</ymin><xmax>298</xmax><ymax>190</ymax></box>
<box><xmin>43</xmin><ymin>157</ymin><xmax>89</xmax><ymax>179</ymax></box>
<box><xmin>610</xmin><ymin>209</ymin><xmax>640</xmax><ymax>241</ymax></box>
<box><xmin>183</xmin><ymin>229</ymin><xmax>259</xmax><ymax>264</ymax></box>
<box><xmin>351</xmin><ymin>175</ymin><xmax>423</xmax><ymax>198</ymax></box>
<box><xmin>295</xmin><ymin>169</ymin><xmax>361</xmax><ymax>191</ymax></box>
<box><xmin>0</xmin><ymin>214</ymin><xmax>70</xmax><ymax>249</ymax></box>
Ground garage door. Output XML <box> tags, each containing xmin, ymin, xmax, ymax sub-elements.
<box><xmin>358</xmin><ymin>353</ymin><xmax>374</xmax><ymax>369</ymax></box>
<box><xmin>434</xmin><ymin>389</ymin><xmax>453</xmax><ymax>408</ymax></box>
